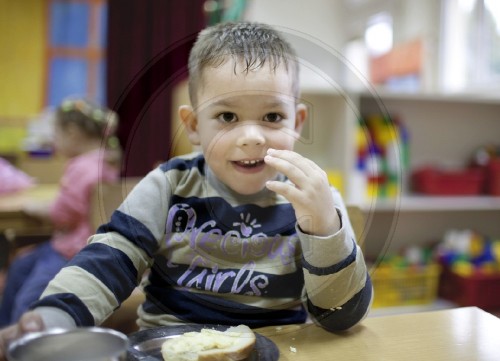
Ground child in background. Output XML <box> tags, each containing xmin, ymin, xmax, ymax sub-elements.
<box><xmin>0</xmin><ymin>22</ymin><xmax>372</xmax><ymax>356</ymax></box>
<box><xmin>0</xmin><ymin>158</ymin><xmax>35</xmax><ymax>296</ymax></box>
<box><xmin>0</xmin><ymin>157</ymin><xmax>34</xmax><ymax>194</ymax></box>
<box><xmin>0</xmin><ymin>98</ymin><xmax>120</xmax><ymax>327</ymax></box>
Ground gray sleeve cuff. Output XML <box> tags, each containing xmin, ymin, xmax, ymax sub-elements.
<box><xmin>35</xmin><ymin>307</ymin><xmax>77</xmax><ymax>330</ymax></box>
<box><xmin>299</xmin><ymin>207</ymin><xmax>353</xmax><ymax>268</ymax></box>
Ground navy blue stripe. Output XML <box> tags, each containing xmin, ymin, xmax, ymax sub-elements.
<box><xmin>307</xmin><ymin>273</ymin><xmax>373</xmax><ymax>331</ymax></box>
<box><xmin>142</xmin><ymin>285</ymin><xmax>307</xmax><ymax>328</ymax></box>
<box><xmin>97</xmin><ymin>210</ymin><xmax>159</xmax><ymax>257</ymax></box>
<box><xmin>31</xmin><ymin>293</ymin><xmax>95</xmax><ymax>327</ymax></box>
<box><xmin>159</xmin><ymin>154</ymin><xmax>205</xmax><ymax>174</ymax></box>
<box><xmin>67</xmin><ymin>243</ymin><xmax>138</xmax><ymax>303</ymax></box>
<box><xmin>302</xmin><ymin>239</ymin><xmax>357</xmax><ymax>276</ymax></box>
<box><xmin>150</xmin><ymin>257</ymin><xmax>304</xmax><ymax>298</ymax></box>
<box><xmin>169</xmin><ymin>196</ymin><xmax>296</xmax><ymax>236</ymax></box>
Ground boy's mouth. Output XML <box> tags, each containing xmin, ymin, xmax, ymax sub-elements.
<box><xmin>233</xmin><ymin>159</ymin><xmax>265</xmax><ymax>169</ymax></box>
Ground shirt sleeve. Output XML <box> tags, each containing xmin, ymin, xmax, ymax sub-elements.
<box><xmin>298</xmin><ymin>187</ymin><xmax>373</xmax><ymax>331</ymax></box>
<box><xmin>36</xmin><ymin>306</ymin><xmax>77</xmax><ymax>330</ymax></box>
<box><xmin>32</xmin><ymin>168</ymin><xmax>169</xmax><ymax>327</ymax></box>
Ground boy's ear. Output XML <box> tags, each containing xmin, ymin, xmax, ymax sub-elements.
<box><xmin>179</xmin><ymin>105</ymin><xmax>200</xmax><ymax>145</ymax></box>
<box><xmin>294</xmin><ymin>103</ymin><xmax>307</xmax><ymax>136</ymax></box>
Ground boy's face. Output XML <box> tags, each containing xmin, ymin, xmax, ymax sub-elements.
<box><xmin>181</xmin><ymin>60</ymin><xmax>307</xmax><ymax>195</ymax></box>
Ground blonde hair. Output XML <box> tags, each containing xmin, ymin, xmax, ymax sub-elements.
<box><xmin>187</xmin><ymin>21</ymin><xmax>300</xmax><ymax>106</ymax></box>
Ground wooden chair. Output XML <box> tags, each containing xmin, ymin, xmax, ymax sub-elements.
<box><xmin>346</xmin><ymin>205</ymin><xmax>366</xmax><ymax>251</ymax></box>
<box><xmin>90</xmin><ymin>178</ymin><xmax>145</xmax><ymax>334</ymax></box>
<box><xmin>89</xmin><ymin>178</ymin><xmax>141</xmax><ymax>231</ymax></box>
<box><xmin>1</xmin><ymin>229</ymin><xmax>49</xmax><ymax>272</ymax></box>
<box><xmin>2</xmin><ymin>223</ymin><xmax>53</xmax><ymax>272</ymax></box>
<box><xmin>1</xmin><ymin>184</ymin><xmax>58</xmax><ymax>269</ymax></box>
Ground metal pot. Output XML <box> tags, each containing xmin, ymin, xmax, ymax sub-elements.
<box><xmin>7</xmin><ymin>327</ymin><xmax>129</xmax><ymax>361</ymax></box>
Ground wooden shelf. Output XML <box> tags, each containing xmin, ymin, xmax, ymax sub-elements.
<box><xmin>362</xmin><ymin>196</ymin><xmax>500</xmax><ymax>212</ymax></box>
<box><xmin>358</xmin><ymin>89</ymin><xmax>500</xmax><ymax>105</ymax></box>
<box><xmin>368</xmin><ymin>299</ymin><xmax>457</xmax><ymax>318</ymax></box>
<box><xmin>300</xmin><ymin>89</ymin><xmax>500</xmax><ymax>257</ymax></box>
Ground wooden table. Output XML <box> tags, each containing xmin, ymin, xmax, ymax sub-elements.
<box><xmin>0</xmin><ymin>184</ymin><xmax>58</xmax><ymax>233</ymax></box>
<box><xmin>0</xmin><ymin>185</ymin><xmax>58</xmax><ymax>267</ymax></box>
<box><xmin>256</xmin><ymin>307</ymin><xmax>499</xmax><ymax>361</ymax></box>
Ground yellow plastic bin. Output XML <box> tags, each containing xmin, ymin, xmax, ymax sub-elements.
<box><xmin>371</xmin><ymin>263</ymin><xmax>441</xmax><ymax>308</ymax></box>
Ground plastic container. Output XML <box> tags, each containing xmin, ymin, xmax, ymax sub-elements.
<box><xmin>371</xmin><ymin>264</ymin><xmax>441</xmax><ymax>308</ymax></box>
<box><xmin>7</xmin><ymin>327</ymin><xmax>129</xmax><ymax>361</ymax></box>
<box><xmin>438</xmin><ymin>267</ymin><xmax>500</xmax><ymax>310</ymax></box>
<box><xmin>486</xmin><ymin>158</ymin><xmax>500</xmax><ymax>195</ymax></box>
<box><xmin>412</xmin><ymin>167</ymin><xmax>485</xmax><ymax>195</ymax></box>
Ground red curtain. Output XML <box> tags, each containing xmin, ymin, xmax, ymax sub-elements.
<box><xmin>106</xmin><ymin>0</ymin><xmax>206</xmax><ymax>177</ymax></box>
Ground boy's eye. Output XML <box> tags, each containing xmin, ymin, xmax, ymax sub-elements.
<box><xmin>217</xmin><ymin>112</ymin><xmax>237</xmax><ymax>123</ymax></box>
<box><xmin>263</xmin><ymin>113</ymin><xmax>283</xmax><ymax>123</ymax></box>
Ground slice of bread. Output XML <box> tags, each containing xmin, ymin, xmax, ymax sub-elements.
<box><xmin>161</xmin><ymin>324</ymin><xmax>256</xmax><ymax>361</ymax></box>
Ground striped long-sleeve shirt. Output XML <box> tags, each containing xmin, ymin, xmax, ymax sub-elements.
<box><xmin>33</xmin><ymin>152</ymin><xmax>372</xmax><ymax>331</ymax></box>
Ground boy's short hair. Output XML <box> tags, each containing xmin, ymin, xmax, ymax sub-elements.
<box><xmin>187</xmin><ymin>21</ymin><xmax>300</xmax><ymax>106</ymax></box>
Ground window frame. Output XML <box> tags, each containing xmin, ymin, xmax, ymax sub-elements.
<box><xmin>44</xmin><ymin>0</ymin><xmax>107</xmax><ymax>106</ymax></box>
<box><xmin>440</xmin><ymin>0</ymin><xmax>500</xmax><ymax>92</ymax></box>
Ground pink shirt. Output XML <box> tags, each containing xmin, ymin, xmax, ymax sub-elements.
<box><xmin>0</xmin><ymin>157</ymin><xmax>34</xmax><ymax>194</ymax></box>
<box><xmin>49</xmin><ymin>149</ymin><xmax>119</xmax><ymax>259</ymax></box>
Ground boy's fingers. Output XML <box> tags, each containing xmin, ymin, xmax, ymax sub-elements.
<box><xmin>266</xmin><ymin>180</ymin><xmax>304</xmax><ymax>204</ymax></box>
<box><xmin>266</xmin><ymin>149</ymin><xmax>318</xmax><ymax>173</ymax></box>
<box><xmin>265</xmin><ymin>149</ymin><xmax>315</xmax><ymax>184</ymax></box>
<box><xmin>265</xmin><ymin>150</ymin><xmax>329</xmax><ymax>193</ymax></box>
<box><xmin>265</xmin><ymin>149</ymin><xmax>324</xmax><ymax>188</ymax></box>
<box><xmin>0</xmin><ymin>324</ymin><xmax>19</xmax><ymax>360</ymax></box>
<box><xmin>264</xmin><ymin>154</ymin><xmax>305</xmax><ymax>183</ymax></box>
<box><xmin>18</xmin><ymin>312</ymin><xmax>45</xmax><ymax>334</ymax></box>
<box><xmin>0</xmin><ymin>312</ymin><xmax>45</xmax><ymax>361</ymax></box>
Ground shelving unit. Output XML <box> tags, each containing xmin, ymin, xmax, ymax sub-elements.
<box><xmin>364</xmin><ymin>195</ymin><xmax>500</xmax><ymax>212</ymax></box>
<box><xmin>368</xmin><ymin>299</ymin><xmax>457</xmax><ymax>318</ymax></box>
<box><xmin>298</xmin><ymin>88</ymin><xmax>500</xmax><ymax>260</ymax></box>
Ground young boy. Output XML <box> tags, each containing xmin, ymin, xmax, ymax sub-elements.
<box><xmin>0</xmin><ymin>21</ymin><xmax>372</xmax><ymax>355</ymax></box>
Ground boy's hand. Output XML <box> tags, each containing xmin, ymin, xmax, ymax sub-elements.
<box><xmin>0</xmin><ymin>311</ymin><xmax>45</xmax><ymax>361</ymax></box>
<box><xmin>264</xmin><ymin>149</ymin><xmax>340</xmax><ymax>236</ymax></box>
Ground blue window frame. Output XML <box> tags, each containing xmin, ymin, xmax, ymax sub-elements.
<box><xmin>46</xmin><ymin>0</ymin><xmax>107</xmax><ymax>107</ymax></box>
<box><xmin>48</xmin><ymin>58</ymin><xmax>88</xmax><ymax>106</ymax></box>
<box><xmin>50</xmin><ymin>1</ymin><xmax>90</xmax><ymax>47</ymax></box>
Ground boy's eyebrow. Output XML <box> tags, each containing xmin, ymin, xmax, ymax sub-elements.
<box><xmin>210</xmin><ymin>99</ymin><xmax>235</xmax><ymax>107</ymax></box>
<box><xmin>209</xmin><ymin>97</ymin><xmax>290</xmax><ymax>108</ymax></box>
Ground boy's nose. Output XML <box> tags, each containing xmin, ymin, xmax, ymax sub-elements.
<box><xmin>236</xmin><ymin>124</ymin><xmax>266</xmax><ymax>146</ymax></box>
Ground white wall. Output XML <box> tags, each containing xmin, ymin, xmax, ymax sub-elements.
<box><xmin>336</xmin><ymin>0</ymin><xmax>441</xmax><ymax>44</ymax></box>
<box><xmin>244</xmin><ymin>0</ymin><xmax>347</xmax><ymax>50</ymax></box>
<box><xmin>244</xmin><ymin>0</ymin><xmax>350</xmax><ymax>91</ymax></box>
<box><xmin>245</xmin><ymin>0</ymin><xmax>443</xmax><ymax>91</ymax></box>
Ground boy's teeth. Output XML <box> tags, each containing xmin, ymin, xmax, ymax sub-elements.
<box><xmin>239</xmin><ymin>160</ymin><xmax>261</xmax><ymax>165</ymax></box>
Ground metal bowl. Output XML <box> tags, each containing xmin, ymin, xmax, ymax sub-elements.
<box><xmin>7</xmin><ymin>327</ymin><xmax>129</xmax><ymax>361</ymax></box>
